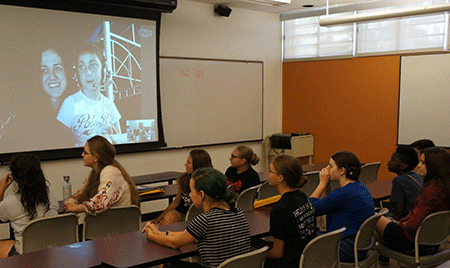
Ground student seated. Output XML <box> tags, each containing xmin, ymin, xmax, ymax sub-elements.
<box><xmin>387</xmin><ymin>146</ymin><xmax>422</xmax><ymax>221</ymax></box>
<box><xmin>143</xmin><ymin>167</ymin><xmax>251</xmax><ymax>268</ymax></box>
<box><xmin>309</xmin><ymin>151</ymin><xmax>375</xmax><ymax>262</ymax></box>
<box><xmin>152</xmin><ymin>149</ymin><xmax>213</xmax><ymax>225</ymax></box>
<box><xmin>264</xmin><ymin>155</ymin><xmax>316</xmax><ymax>268</ymax></box>
<box><xmin>225</xmin><ymin>145</ymin><xmax>261</xmax><ymax>197</ymax></box>
<box><xmin>0</xmin><ymin>154</ymin><xmax>59</xmax><ymax>258</ymax></box>
<box><xmin>409</xmin><ymin>139</ymin><xmax>435</xmax><ymax>159</ymax></box>
<box><xmin>375</xmin><ymin>147</ymin><xmax>450</xmax><ymax>256</ymax></box>
<box><xmin>63</xmin><ymin>135</ymin><xmax>139</xmax><ymax>215</ymax></box>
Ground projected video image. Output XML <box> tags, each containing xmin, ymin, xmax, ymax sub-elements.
<box><xmin>0</xmin><ymin>4</ymin><xmax>158</xmax><ymax>155</ymax></box>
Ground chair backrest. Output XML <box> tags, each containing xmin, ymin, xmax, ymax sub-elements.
<box><xmin>186</xmin><ymin>204</ymin><xmax>203</xmax><ymax>221</ymax></box>
<box><xmin>257</xmin><ymin>181</ymin><xmax>278</xmax><ymax>200</ymax></box>
<box><xmin>299</xmin><ymin>227</ymin><xmax>346</xmax><ymax>268</ymax></box>
<box><xmin>217</xmin><ymin>246</ymin><xmax>269</xmax><ymax>268</ymax></box>
<box><xmin>417</xmin><ymin>210</ymin><xmax>450</xmax><ymax>246</ymax></box>
<box><xmin>359</xmin><ymin>162</ymin><xmax>381</xmax><ymax>184</ymax></box>
<box><xmin>83</xmin><ymin>205</ymin><xmax>141</xmax><ymax>241</ymax></box>
<box><xmin>355</xmin><ymin>209</ymin><xmax>388</xmax><ymax>251</ymax></box>
<box><xmin>302</xmin><ymin>171</ymin><xmax>320</xmax><ymax>196</ymax></box>
<box><xmin>352</xmin><ymin>209</ymin><xmax>388</xmax><ymax>265</ymax></box>
<box><xmin>21</xmin><ymin>213</ymin><xmax>78</xmax><ymax>254</ymax></box>
<box><xmin>236</xmin><ymin>185</ymin><xmax>259</xmax><ymax>211</ymax></box>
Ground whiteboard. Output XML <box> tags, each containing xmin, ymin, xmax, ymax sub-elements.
<box><xmin>160</xmin><ymin>57</ymin><xmax>263</xmax><ymax>147</ymax></box>
<box><xmin>398</xmin><ymin>54</ymin><xmax>450</xmax><ymax>147</ymax></box>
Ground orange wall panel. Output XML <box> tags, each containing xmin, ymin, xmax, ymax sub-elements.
<box><xmin>282</xmin><ymin>56</ymin><xmax>401</xmax><ymax>181</ymax></box>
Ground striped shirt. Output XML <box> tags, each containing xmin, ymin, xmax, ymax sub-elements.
<box><xmin>186</xmin><ymin>207</ymin><xmax>251</xmax><ymax>268</ymax></box>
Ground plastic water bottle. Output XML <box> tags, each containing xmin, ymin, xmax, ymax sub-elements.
<box><xmin>62</xmin><ymin>175</ymin><xmax>72</xmax><ymax>201</ymax></box>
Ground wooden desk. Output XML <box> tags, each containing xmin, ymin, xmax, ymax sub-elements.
<box><xmin>366</xmin><ymin>178</ymin><xmax>393</xmax><ymax>203</ymax></box>
<box><xmin>0</xmin><ymin>209</ymin><xmax>270</xmax><ymax>268</ymax></box>
<box><xmin>139</xmin><ymin>184</ymin><xmax>179</xmax><ymax>202</ymax></box>
<box><xmin>302</xmin><ymin>162</ymin><xmax>328</xmax><ymax>173</ymax></box>
<box><xmin>101</xmin><ymin>209</ymin><xmax>270</xmax><ymax>268</ymax></box>
<box><xmin>132</xmin><ymin>171</ymin><xmax>183</xmax><ymax>186</ymax></box>
<box><xmin>0</xmin><ymin>241</ymin><xmax>103</xmax><ymax>268</ymax></box>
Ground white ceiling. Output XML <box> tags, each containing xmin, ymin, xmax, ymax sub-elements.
<box><xmin>187</xmin><ymin>0</ymin><xmax>363</xmax><ymax>14</ymax></box>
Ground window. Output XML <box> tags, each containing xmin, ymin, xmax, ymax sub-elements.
<box><xmin>283</xmin><ymin>1</ymin><xmax>449</xmax><ymax>60</ymax></box>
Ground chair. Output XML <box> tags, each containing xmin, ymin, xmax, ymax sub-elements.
<box><xmin>257</xmin><ymin>181</ymin><xmax>278</xmax><ymax>200</ymax></box>
<box><xmin>83</xmin><ymin>205</ymin><xmax>141</xmax><ymax>241</ymax></box>
<box><xmin>236</xmin><ymin>185</ymin><xmax>259</xmax><ymax>211</ymax></box>
<box><xmin>217</xmin><ymin>246</ymin><xmax>269</xmax><ymax>268</ymax></box>
<box><xmin>299</xmin><ymin>227</ymin><xmax>346</xmax><ymax>268</ymax></box>
<box><xmin>340</xmin><ymin>208</ymin><xmax>389</xmax><ymax>268</ymax></box>
<box><xmin>186</xmin><ymin>204</ymin><xmax>203</xmax><ymax>221</ymax></box>
<box><xmin>359</xmin><ymin>162</ymin><xmax>381</xmax><ymax>184</ymax></box>
<box><xmin>376</xmin><ymin>210</ymin><xmax>450</xmax><ymax>268</ymax></box>
<box><xmin>302</xmin><ymin>171</ymin><xmax>320</xmax><ymax>196</ymax></box>
<box><xmin>20</xmin><ymin>213</ymin><xmax>78</xmax><ymax>254</ymax></box>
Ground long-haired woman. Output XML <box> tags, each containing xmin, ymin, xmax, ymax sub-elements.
<box><xmin>152</xmin><ymin>149</ymin><xmax>213</xmax><ymax>225</ymax></box>
<box><xmin>375</xmin><ymin>147</ymin><xmax>450</xmax><ymax>256</ymax></box>
<box><xmin>0</xmin><ymin>154</ymin><xmax>59</xmax><ymax>257</ymax></box>
<box><xmin>63</xmin><ymin>135</ymin><xmax>139</xmax><ymax>215</ymax></box>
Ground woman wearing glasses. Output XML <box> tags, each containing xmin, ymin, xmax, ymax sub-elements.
<box><xmin>63</xmin><ymin>135</ymin><xmax>139</xmax><ymax>215</ymax></box>
<box><xmin>264</xmin><ymin>155</ymin><xmax>316</xmax><ymax>268</ymax></box>
<box><xmin>225</xmin><ymin>145</ymin><xmax>260</xmax><ymax>196</ymax></box>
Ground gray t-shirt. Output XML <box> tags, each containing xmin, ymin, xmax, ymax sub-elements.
<box><xmin>0</xmin><ymin>190</ymin><xmax>59</xmax><ymax>254</ymax></box>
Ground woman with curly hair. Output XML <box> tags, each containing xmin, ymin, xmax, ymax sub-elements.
<box><xmin>309</xmin><ymin>151</ymin><xmax>375</xmax><ymax>262</ymax></box>
<box><xmin>0</xmin><ymin>154</ymin><xmax>59</xmax><ymax>257</ymax></box>
<box><xmin>63</xmin><ymin>135</ymin><xmax>139</xmax><ymax>215</ymax></box>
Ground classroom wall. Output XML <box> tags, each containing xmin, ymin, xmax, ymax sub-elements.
<box><xmin>282</xmin><ymin>55</ymin><xmax>401</xmax><ymax>181</ymax></box>
<box><xmin>0</xmin><ymin>0</ymin><xmax>282</xmax><ymax>210</ymax></box>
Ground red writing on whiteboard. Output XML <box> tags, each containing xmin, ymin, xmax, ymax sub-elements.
<box><xmin>180</xmin><ymin>70</ymin><xmax>204</xmax><ymax>78</ymax></box>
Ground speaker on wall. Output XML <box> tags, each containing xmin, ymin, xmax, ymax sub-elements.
<box><xmin>214</xmin><ymin>4</ymin><xmax>232</xmax><ymax>17</ymax></box>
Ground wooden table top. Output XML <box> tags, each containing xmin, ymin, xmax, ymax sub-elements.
<box><xmin>0</xmin><ymin>209</ymin><xmax>271</xmax><ymax>268</ymax></box>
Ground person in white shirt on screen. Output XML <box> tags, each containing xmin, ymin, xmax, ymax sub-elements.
<box><xmin>57</xmin><ymin>42</ymin><xmax>121</xmax><ymax>146</ymax></box>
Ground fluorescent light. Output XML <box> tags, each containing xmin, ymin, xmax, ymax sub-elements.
<box><xmin>319</xmin><ymin>2</ymin><xmax>450</xmax><ymax>26</ymax></box>
<box><xmin>239</xmin><ymin>0</ymin><xmax>290</xmax><ymax>6</ymax></box>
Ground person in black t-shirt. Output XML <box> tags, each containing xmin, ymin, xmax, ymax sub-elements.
<box><xmin>225</xmin><ymin>145</ymin><xmax>261</xmax><ymax>196</ymax></box>
<box><xmin>264</xmin><ymin>155</ymin><xmax>316</xmax><ymax>268</ymax></box>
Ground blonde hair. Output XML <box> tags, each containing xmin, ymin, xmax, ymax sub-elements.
<box><xmin>236</xmin><ymin>146</ymin><xmax>259</xmax><ymax>166</ymax></box>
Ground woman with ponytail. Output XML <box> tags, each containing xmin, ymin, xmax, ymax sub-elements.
<box><xmin>226</xmin><ymin>145</ymin><xmax>261</xmax><ymax>196</ymax></box>
<box><xmin>264</xmin><ymin>155</ymin><xmax>316</xmax><ymax>268</ymax></box>
<box><xmin>63</xmin><ymin>135</ymin><xmax>139</xmax><ymax>215</ymax></box>
<box><xmin>143</xmin><ymin>167</ymin><xmax>251</xmax><ymax>268</ymax></box>
<box><xmin>309</xmin><ymin>151</ymin><xmax>375</xmax><ymax>262</ymax></box>
<box><xmin>0</xmin><ymin>154</ymin><xmax>59</xmax><ymax>257</ymax></box>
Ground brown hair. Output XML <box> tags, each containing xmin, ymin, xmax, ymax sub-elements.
<box><xmin>75</xmin><ymin>136</ymin><xmax>139</xmax><ymax>206</ymax></box>
<box><xmin>331</xmin><ymin>151</ymin><xmax>361</xmax><ymax>181</ymax></box>
<box><xmin>272</xmin><ymin>155</ymin><xmax>306</xmax><ymax>188</ymax></box>
<box><xmin>420</xmin><ymin>147</ymin><xmax>450</xmax><ymax>201</ymax></box>
<box><xmin>236</xmin><ymin>145</ymin><xmax>260</xmax><ymax>166</ymax></box>
<box><xmin>177</xmin><ymin>149</ymin><xmax>213</xmax><ymax>193</ymax></box>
